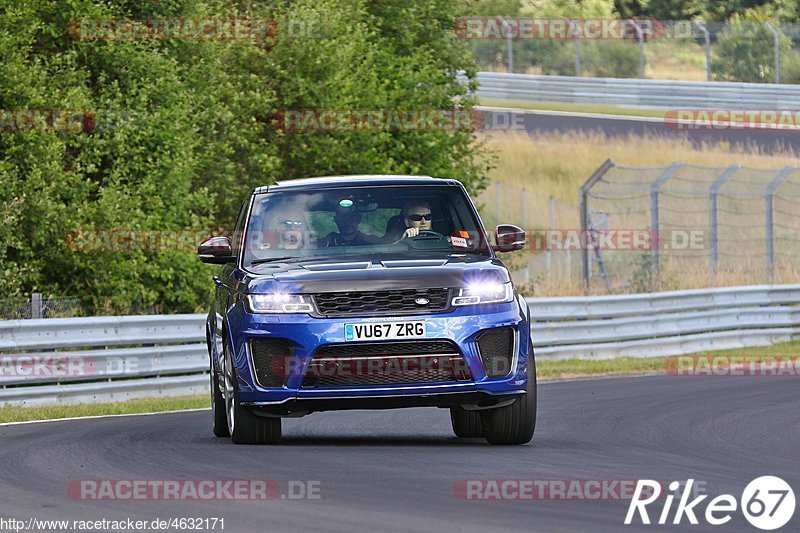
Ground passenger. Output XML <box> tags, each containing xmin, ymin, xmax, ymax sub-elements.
<box><xmin>319</xmin><ymin>205</ymin><xmax>381</xmax><ymax>247</ymax></box>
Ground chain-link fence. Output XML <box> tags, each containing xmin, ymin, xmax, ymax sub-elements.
<box><xmin>581</xmin><ymin>160</ymin><xmax>800</xmax><ymax>293</ymax></box>
<box><xmin>475</xmin><ymin>181</ymin><xmax>580</xmax><ymax>292</ymax></box>
<box><xmin>0</xmin><ymin>294</ymin><xmax>161</xmax><ymax>320</ymax></box>
<box><xmin>466</xmin><ymin>20</ymin><xmax>800</xmax><ymax>84</ymax></box>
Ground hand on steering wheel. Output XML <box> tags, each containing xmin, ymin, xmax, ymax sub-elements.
<box><xmin>394</xmin><ymin>228</ymin><xmax>442</xmax><ymax>244</ymax></box>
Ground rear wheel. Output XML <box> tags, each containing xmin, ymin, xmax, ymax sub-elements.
<box><xmin>450</xmin><ymin>407</ymin><xmax>484</xmax><ymax>438</ymax></box>
<box><xmin>223</xmin><ymin>340</ymin><xmax>282</xmax><ymax>445</ymax></box>
<box><xmin>481</xmin><ymin>345</ymin><xmax>537</xmax><ymax>445</ymax></box>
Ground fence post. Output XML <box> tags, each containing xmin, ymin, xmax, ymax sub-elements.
<box><xmin>765</xmin><ymin>166</ymin><xmax>796</xmax><ymax>280</ymax></box>
<box><xmin>694</xmin><ymin>21</ymin><xmax>711</xmax><ymax>81</ymax></box>
<box><xmin>765</xmin><ymin>22</ymin><xmax>780</xmax><ymax>84</ymax></box>
<box><xmin>632</xmin><ymin>21</ymin><xmax>646</xmax><ymax>78</ymax></box>
<box><xmin>579</xmin><ymin>159</ymin><xmax>615</xmax><ymax>292</ymax></box>
<box><xmin>650</xmin><ymin>162</ymin><xmax>683</xmax><ymax>274</ymax></box>
<box><xmin>569</xmin><ymin>19</ymin><xmax>582</xmax><ymax>76</ymax></box>
<box><xmin>499</xmin><ymin>17</ymin><xmax>513</xmax><ymax>74</ymax></box>
<box><xmin>30</xmin><ymin>293</ymin><xmax>43</xmax><ymax>319</ymax></box>
<box><xmin>495</xmin><ymin>182</ymin><xmax>502</xmax><ymax>223</ymax></box>
<box><xmin>709</xmin><ymin>165</ymin><xmax>741</xmax><ymax>274</ymax></box>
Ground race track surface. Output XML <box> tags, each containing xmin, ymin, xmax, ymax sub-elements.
<box><xmin>1</xmin><ymin>375</ymin><xmax>797</xmax><ymax>532</ymax></box>
<box><xmin>482</xmin><ymin>107</ymin><xmax>800</xmax><ymax>154</ymax></box>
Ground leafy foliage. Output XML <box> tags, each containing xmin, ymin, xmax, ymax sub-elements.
<box><xmin>0</xmin><ymin>0</ymin><xmax>489</xmax><ymax>313</ymax></box>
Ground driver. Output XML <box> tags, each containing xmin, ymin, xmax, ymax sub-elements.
<box><xmin>397</xmin><ymin>200</ymin><xmax>433</xmax><ymax>241</ymax></box>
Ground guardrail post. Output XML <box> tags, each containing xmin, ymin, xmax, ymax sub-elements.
<box><xmin>650</xmin><ymin>163</ymin><xmax>683</xmax><ymax>274</ymax></box>
<box><xmin>579</xmin><ymin>159</ymin><xmax>615</xmax><ymax>292</ymax></box>
<box><xmin>30</xmin><ymin>293</ymin><xmax>43</xmax><ymax>319</ymax></box>
<box><xmin>765</xmin><ymin>166</ymin><xmax>796</xmax><ymax>280</ymax></box>
<box><xmin>694</xmin><ymin>21</ymin><xmax>711</xmax><ymax>81</ymax></box>
<box><xmin>709</xmin><ymin>165</ymin><xmax>741</xmax><ymax>274</ymax></box>
<box><xmin>765</xmin><ymin>22</ymin><xmax>780</xmax><ymax>84</ymax></box>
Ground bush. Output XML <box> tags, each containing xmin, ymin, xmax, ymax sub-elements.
<box><xmin>713</xmin><ymin>22</ymin><xmax>792</xmax><ymax>82</ymax></box>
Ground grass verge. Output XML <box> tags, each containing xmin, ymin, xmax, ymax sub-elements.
<box><xmin>3</xmin><ymin>342</ymin><xmax>799</xmax><ymax>423</ymax></box>
<box><xmin>0</xmin><ymin>394</ymin><xmax>207</xmax><ymax>424</ymax></box>
<box><xmin>480</xmin><ymin>98</ymin><xmax>669</xmax><ymax>118</ymax></box>
<box><xmin>537</xmin><ymin>341</ymin><xmax>800</xmax><ymax>381</ymax></box>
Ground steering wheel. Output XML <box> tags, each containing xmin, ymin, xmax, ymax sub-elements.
<box><xmin>413</xmin><ymin>230</ymin><xmax>445</xmax><ymax>238</ymax></box>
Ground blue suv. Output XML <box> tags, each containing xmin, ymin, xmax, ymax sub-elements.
<box><xmin>199</xmin><ymin>176</ymin><xmax>535</xmax><ymax>445</ymax></box>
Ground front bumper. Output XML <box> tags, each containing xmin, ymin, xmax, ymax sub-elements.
<box><xmin>225</xmin><ymin>298</ymin><xmax>531</xmax><ymax>407</ymax></box>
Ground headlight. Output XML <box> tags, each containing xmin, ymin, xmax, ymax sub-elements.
<box><xmin>452</xmin><ymin>282</ymin><xmax>513</xmax><ymax>306</ymax></box>
<box><xmin>247</xmin><ymin>294</ymin><xmax>314</xmax><ymax>313</ymax></box>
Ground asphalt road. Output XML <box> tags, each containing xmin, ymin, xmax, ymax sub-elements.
<box><xmin>481</xmin><ymin>107</ymin><xmax>800</xmax><ymax>154</ymax></box>
<box><xmin>0</xmin><ymin>375</ymin><xmax>797</xmax><ymax>532</ymax></box>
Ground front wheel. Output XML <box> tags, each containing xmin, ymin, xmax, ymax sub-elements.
<box><xmin>211</xmin><ymin>367</ymin><xmax>230</xmax><ymax>438</ymax></box>
<box><xmin>481</xmin><ymin>346</ymin><xmax>537</xmax><ymax>445</ymax></box>
<box><xmin>222</xmin><ymin>340</ymin><xmax>282</xmax><ymax>445</ymax></box>
<box><xmin>450</xmin><ymin>407</ymin><xmax>484</xmax><ymax>438</ymax></box>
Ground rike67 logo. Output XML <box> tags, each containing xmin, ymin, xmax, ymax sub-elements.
<box><xmin>625</xmin><ymin>477</ymin><xmax>796</xmax><ymax>530</ymax></box>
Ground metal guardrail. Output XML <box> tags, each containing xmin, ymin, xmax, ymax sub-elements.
<box><xmin>1</xmin><ymin>284</ymin><xmax>798</xmax><ymax>406</ymax></box>
<box><xmin>529</xmin><ymin>285</ymin><xmax>800</xmax><ymax>359</ymax></box>
<box><xmin>474</xmin><ymin>72</ymin><xmax>800</xmax><ymax>110</ymax></box>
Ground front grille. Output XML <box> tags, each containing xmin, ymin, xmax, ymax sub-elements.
<box><xmin>312</xmin><ymin>288</ymin><xmax>450</xmax><ymax>317</ymax></box>
<box><xmin>477</xmin><ymin>327</ymin><xmax>515</xmax><ymax>378</ymax></box>
<box><xmin>250</xmin><ymin>338</ymin><xmax>293</xmax><ymax>388</ymax></box>
<box><xmin>302</xmin><ymin>340</ymin><xmax>471</xmax><ymax>388</ymax></box>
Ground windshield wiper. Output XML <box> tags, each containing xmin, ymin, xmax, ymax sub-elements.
<box><xmin>250</xmin><ymin>256</ymin><xmax>299</xmax><ymax>265</ymax></box>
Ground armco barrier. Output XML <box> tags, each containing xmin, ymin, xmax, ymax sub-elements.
<box><xmin>473</xmin><ymin>72</ymin><xmax>800</xmax><ymax>110</ymax></box>
<box><xmin>1</xmin><ymin>284</ymin><xmax>799</xmax><ymax>406</ymax></box>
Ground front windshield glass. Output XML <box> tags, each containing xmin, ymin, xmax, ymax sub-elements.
<box><xmin>241</xmin><ymin>185</ymin><xmax>491</xmax><ymax>268</ymax></box>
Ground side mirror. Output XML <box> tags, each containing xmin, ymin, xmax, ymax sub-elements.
<box><xmin>198</xmin><ymin>237</ymin><xmax>235</xmax><ymax>264</ymax></box>
<box><xmin>493</xmin><ymin>224</ymin><xmax>525</xmax><ymax>252</ymax></box>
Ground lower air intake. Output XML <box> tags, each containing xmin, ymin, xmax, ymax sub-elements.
<box><xmin>477</xmin><ymin>327</ymin><xmax>515</xmax><ymax>378</ymax></box>
<box><xmin>249</xmin><ymin>338</ymin><xmax>293</xmax><ymax>388</ymax></box>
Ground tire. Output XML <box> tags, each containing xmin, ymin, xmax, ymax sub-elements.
<box><xmin>222</xmin><ymin>340</ymin><xmax>282</xmax><ymax>445</ymax></box>
<box><xmin>450</xmin><ymin>407</ymin><xmax>484</xmax><ymax>438</ymax></box>
<box><xmin>481</xmin><ymin>344</ymin><xmax>537</xmax><ymax>445</ymax></box>
<box><xmin>211</xmin><ymin>367</ymin><xmax>230</xmax><ymax>437</ymax></box>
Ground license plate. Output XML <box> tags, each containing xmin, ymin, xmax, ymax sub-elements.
<box><xmin>344</xmin><ymin>321</ymin><xmax>426</xmax><ymax>342</ymax></box>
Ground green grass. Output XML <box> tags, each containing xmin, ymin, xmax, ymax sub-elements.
<box><xmin>3</xmin><ymin>340</ymin><xmax>799</xmax><ymax>423</ymax></box>
<box><xmin>479</xmin><ymin>98</ymin><xmax>668</xmax><ymax>118</ymax></box>
<box><xmin>537</xmin><ymin>341</ymin><xmax>800</xmax><ymax>381</ymax></box>
<box><xmin>0</xmin><ymin>394</ymin><xmax>207</xmax><ymax>424</ymax></box>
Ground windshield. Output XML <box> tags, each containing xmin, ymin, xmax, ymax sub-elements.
<box><xmin>241</xmin><ymin>185</ymin><xmax>491</xmax><ymax>268</ymax></box>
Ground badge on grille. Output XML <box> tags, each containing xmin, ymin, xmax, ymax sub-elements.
<box><xmin>415</xmin><ymin>297</ymin><xmax>430</xmax><ymax>305</ymax></box>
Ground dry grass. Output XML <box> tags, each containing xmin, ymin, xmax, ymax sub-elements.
<box><xmin>480</xmin><ymin>131</ymin><xmax>799</xmax><ymax>200</ymax></box>
<box><xmin>477</xmin><ymin>131</ymin><xmax>800</xmax><ymax>296</ymax></box>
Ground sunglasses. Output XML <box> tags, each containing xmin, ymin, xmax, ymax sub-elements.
<box><xmin>407</xmin><ymin>213</ymin><xmax>432</xmax><ymax>222</ymax></box>
<box><xmin>280</xmin><ymin>220</ymin><xmax>304</xmax><ymax>227</ymax></box>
